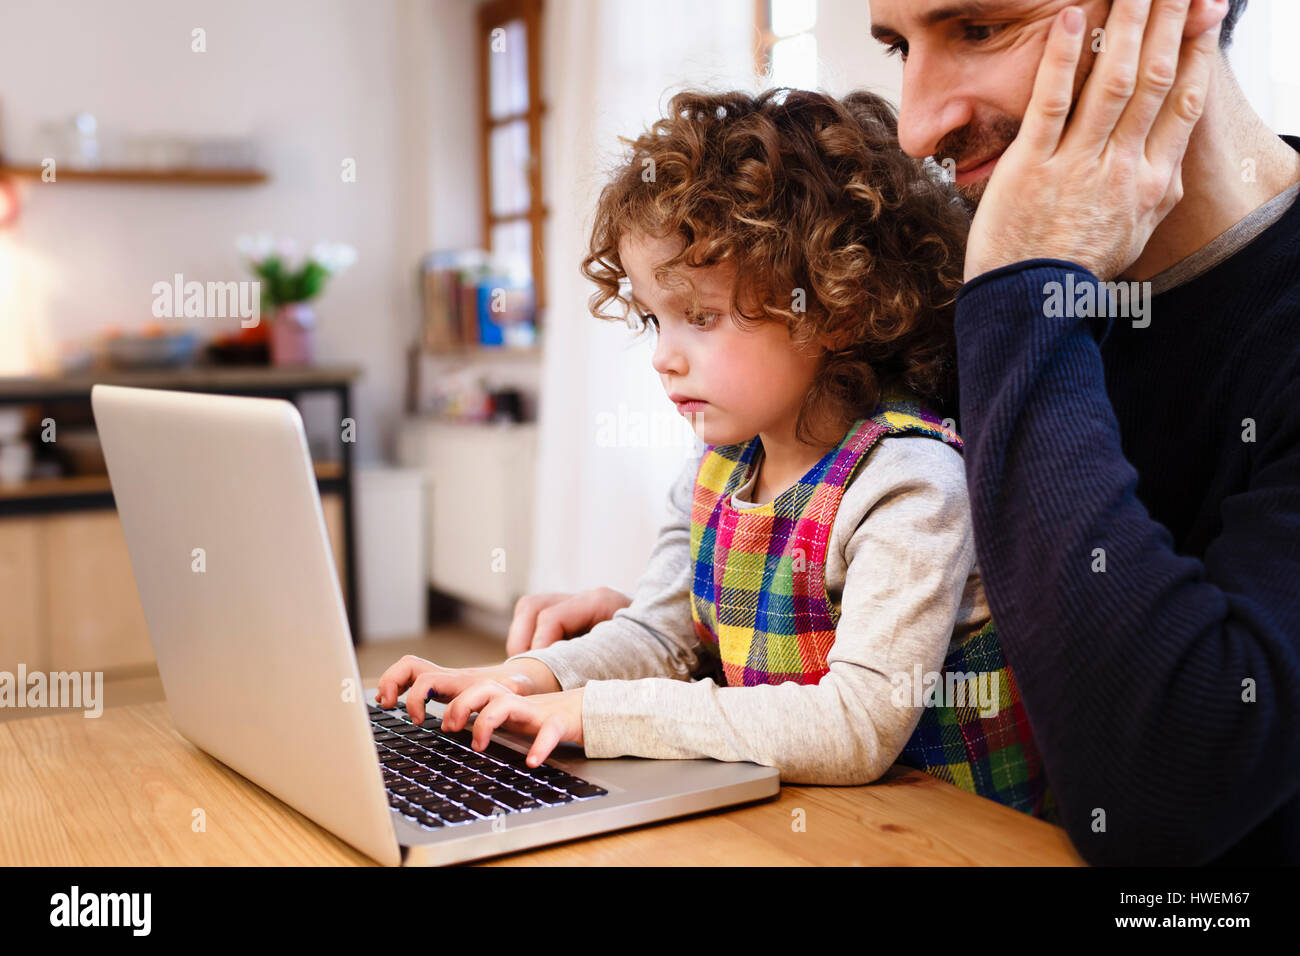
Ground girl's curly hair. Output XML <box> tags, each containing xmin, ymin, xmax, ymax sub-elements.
<box><xmin>580</xmin><ymin>87</ymin><xmax>970</xmax><ymax>447</ymax></box>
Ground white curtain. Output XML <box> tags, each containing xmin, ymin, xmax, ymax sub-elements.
<box><xmin>529</xmin><ymin>0</ymin><xmax>757</xmax><ymax>595</ymax></box>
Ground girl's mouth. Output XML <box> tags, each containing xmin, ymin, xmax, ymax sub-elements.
<box><xmin>673</xmin><ymin>400</ymin><xmax>708</xmax><ymax>415</ymax></box>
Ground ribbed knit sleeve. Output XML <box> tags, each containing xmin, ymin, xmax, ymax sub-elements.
<box><xmin>954</xmin><ymin>258</ymin><xmax>1300</xmax><ymax>865</ymax></box>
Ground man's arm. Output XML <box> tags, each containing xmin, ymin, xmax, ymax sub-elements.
<box><xmin>956</xmin><ymin>259</ymin><xmax>1300</xmax><ymax>865</ymax></box>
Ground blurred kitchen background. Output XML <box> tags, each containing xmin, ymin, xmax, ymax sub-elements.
<box><xmin>0</xmin><ymin>0</ymin><xmax>1295</xmax><ymax>714</ymax></box>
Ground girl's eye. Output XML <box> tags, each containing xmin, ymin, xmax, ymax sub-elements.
<box><xmin>686</xmin><ymin>311</ymin><xmax>719</xmax><ymax>329</ymax></box>
<box><xmin>640</xmin><ymin>311</ymin><xmax>659</xmax><ymax>330</ymax></box>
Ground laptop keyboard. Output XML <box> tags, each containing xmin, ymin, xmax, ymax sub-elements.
<box><xmin>368</xmin><ymin>702</ymin><xmax>608</xmax><ymax>830</ymax></box>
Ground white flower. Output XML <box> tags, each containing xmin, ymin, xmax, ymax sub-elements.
<box><xmin>275</xmin><ymin>237</ymin><xmax>302</xmax><ymax>272</ymax></box>
<box><xmin>311</xmin><ymin>241</ymin><xmax>357</xmax><ymax>274</ymax></box>
<box><xmin>333</xmin><ymin>243</ymin><xmax>357</xmax><ymax>273</ymax></box>
<box><xmin>236</xmin><ymin>232</ymin><xmax>276</xmax><ymax>264</ymax></box>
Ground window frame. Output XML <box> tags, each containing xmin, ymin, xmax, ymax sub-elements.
<box><xmin>476</xmin><ymin>0</ymin><xmax>548</xmax><ymax>312</ymax></box>
<box><xmin>753</xmin><ymin>0</ymin><xmax>818</xmax><ymax>87</ymax></box>
<box><xmin>754</xmin><ymin>0</ymin><xmax>777</xmax><ymax>76</ymax></box>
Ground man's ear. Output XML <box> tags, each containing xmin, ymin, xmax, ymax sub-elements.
<box><xmin>1185</xmin><ymin>0</ymin><xmax>1229</xmax><ymax>38</ymax></box>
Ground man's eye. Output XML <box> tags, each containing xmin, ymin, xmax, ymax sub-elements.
<box><xmin>962</xmin><ymin>23</ymin><xmax>1006</xmax><ymax>44</ymax></box>
<box><xmin>884</xmin><ymin>39</ymin><xmax>908</xmax><ymax>60</ymax></box>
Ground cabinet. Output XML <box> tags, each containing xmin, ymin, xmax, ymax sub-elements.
<box><xmin>0</xmin><ymin>365</ymin><xmax>359</xmax><ymax>675</ymax></box>
<box><xmin>0</xmin><ymin>518</ymin><xmax>44</xmax><ymax>672</ymax></box>
<box><xmin>396</xmin><ymin>420</ymin><xmax>536</xmax><ymax>613</ymax></box>
<box><xmin>0</xmin><ymin>496</ymin><xmax>346</xmax><ymax>675</ymax></box>
<box><xmin>44</xmin><ymin>511</ymin><xmax>153</xmax><ymax>672</ymax></box>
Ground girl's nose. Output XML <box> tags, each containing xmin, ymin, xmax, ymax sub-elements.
<box><xmin>651</xmin><ymin>331</ymin><xmax>687</xmax><ymax>377</ymax></box>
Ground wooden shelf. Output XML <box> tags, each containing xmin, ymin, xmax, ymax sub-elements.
<box><xmin>428</xmin><ymin>345</ymin><xmax>542</xmax><ymax>360</ymax></box>
<box><xmin>0</xmin><ymin>164</ymin><xmax>268</xmax><ymax>185</ymax></box>
<box><xmin>0</xmin><ymin>461</ymin><xmax>344</xmax><ymax>502</ymax></box>
<box><xmin>0</xmin><ymin>364</ymin><xmax>363</xmax><ymax>402</ymax></box>
<box><xmin>0</xmin><ymin>474</ymin><xmax>113</xmax><ymax>501</ymax></box>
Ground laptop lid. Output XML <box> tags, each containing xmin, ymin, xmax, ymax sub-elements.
<box><xmin>92</xmin><ymin>384</ymin><xmax>401</xmax><ymax>866</ymax></box>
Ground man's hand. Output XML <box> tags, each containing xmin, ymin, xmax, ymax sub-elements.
<box><xmin>505</xmin><ymin>587</ymin><xmax>633</xmax><ymax>655</ymax></box>
<box><xmin>963</xmin><ymin>0</ymin><xmax>1224</xmax><ymax>283</ymax></box>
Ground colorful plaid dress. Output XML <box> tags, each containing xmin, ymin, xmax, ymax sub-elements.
<box><xmin>688</xmin><ymin>394</ymin><xmax>1056</xmax><ymax>819</ymax></box>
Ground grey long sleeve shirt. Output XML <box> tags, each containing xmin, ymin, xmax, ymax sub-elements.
<box><xmin>508</xmin><ymin>435</ymin><xmax>989</xmax><ymax>784</ymax></box>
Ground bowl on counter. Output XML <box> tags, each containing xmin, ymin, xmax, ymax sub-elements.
<box><xmin>105</xmin><ymin>330</ymin><xmax>203</xmax><ymax>369</ymax></box>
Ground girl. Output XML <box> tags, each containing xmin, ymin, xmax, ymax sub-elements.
<box><xmin>377</xmin><ymin>88</ymin><xmax>1053</xmax><ymax>819</ymax></box>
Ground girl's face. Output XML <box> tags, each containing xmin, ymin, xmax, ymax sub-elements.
<box><xmin>619</xmin><ymin>231</ymin><xmax>826</xmax><ymax>447</ymax></box>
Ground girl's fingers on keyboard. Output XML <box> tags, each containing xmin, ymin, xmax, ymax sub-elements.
<box><xmin>440</xmin><ymin>679</ymin><xmax>517</xmax><ymax>733</ymax></box>
<box><xmin>527</xmin><ymin>716</ymin><xmax>567</xmax><ymax>768</ymax></box>
<box><xmin>404</xmin><ymin>669</ymin><xmax>446</xmax><ymax>724</ymax></box>
<box><xmin>407</xmin><ymin>668</ymin><xmax>478</xmax><ymax>724</ymax></box>
<box><xmin>469</xmin><ymin>694</ymin><xmax>532</xmax><ymax>753</ymax></box>
<box><xmin>375</xmin><ymin>654</ymin><xmax>437</xmax><ymax>709</ymax></box>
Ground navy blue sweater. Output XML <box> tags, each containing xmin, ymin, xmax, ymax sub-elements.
<box><xmin>954</xmin><ymin>135</ymin><xmax>1300</xmax><ymax>866</ymax></box>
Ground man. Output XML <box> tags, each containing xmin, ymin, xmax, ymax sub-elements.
<box><xmin>508</xmin><ymin>0</ymin><xmax>1300</xmax><ymax>865</ymax></box>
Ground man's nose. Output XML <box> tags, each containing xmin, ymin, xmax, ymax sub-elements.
<box><xmin>895</xmin><ymin>49</ymin><xmax>976</xmax><ymax>161</ymax></box>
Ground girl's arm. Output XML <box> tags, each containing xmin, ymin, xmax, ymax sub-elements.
<box><xmin>573</xmin><ymin>437</ymin><xmax>977</xmax><ymax>785</ymax></box>
<box><xmin>505</xmin><ymin>448</ymin><xmax>705</xmax><ymax>687</ymax></box>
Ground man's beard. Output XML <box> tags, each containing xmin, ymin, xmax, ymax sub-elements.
<box><xmin>934</xmin><ymin>114</ymin><xmax>1021</xmax><ymax>212</ymax></box>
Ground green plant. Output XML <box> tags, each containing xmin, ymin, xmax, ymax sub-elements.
<box><xmin>236</xmin><ymin>235</ymin><xmax>357</xmax><ymax>311</ymax></box>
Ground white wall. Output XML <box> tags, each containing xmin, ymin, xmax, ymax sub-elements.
<box><xmin>818</xmin><ymin>0</ymin><xmax>901</xmax><ymax>104</ymax></box>
<box><xmin>527</xmin><ymin>0</ymin><xmax>757</xmax><ymax>596</ymax></box>
<box><xmin>427</xmin><ymin>0</ymin><xmax>485</xmax><ymax>250</ymax></box>
<box><xmin>0</xmin><ymin>0</ymin><xmax>481</xmax><ymax>463</ymax></box>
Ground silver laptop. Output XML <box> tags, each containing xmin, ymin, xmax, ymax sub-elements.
<box><xmin>91</xmin><ymin>384</ymin><xmax>779</xmax><ymax>866</ymax></box>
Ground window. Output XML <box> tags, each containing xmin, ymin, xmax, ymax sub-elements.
<box><xmin>755</xmin><ymin>0</ymin><xmax>819</xmax><ymax>90</ymax></box>
<box><xmin>477</xmin><ymin>0</ymin><xmax>547</xmax><ymax>310</ymax></box>
<box><xmin>1228</xmin><ymin>0</ymin><xmax>1300</xmax><ymax>134</ymax></box>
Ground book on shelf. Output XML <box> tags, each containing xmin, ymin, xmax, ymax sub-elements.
<box><xmin>419</xmin><ymin>250</ymin><xmax>537</xmax><ymax>353</ymax></box>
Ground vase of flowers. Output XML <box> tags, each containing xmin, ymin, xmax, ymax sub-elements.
<box><xmin>236</xmin><ymin>234</ymin><xmax>357</xmax><ymax>366</ymax></box>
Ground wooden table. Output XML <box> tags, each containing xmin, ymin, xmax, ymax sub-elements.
<box><xmin>0</xmin><ymin>702</ymin><xmax>1084</xmax><ymax>866</ymax></box>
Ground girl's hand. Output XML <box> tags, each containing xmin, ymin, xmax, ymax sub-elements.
<box><xmin>441</xmin><ymin>684</ymin><xmax>586</xmax><ymax>768</ymax></box>
<box><xmin>373</xmin><ymin>654</ymin><xmax>561</xmax><ymax>724</ymax></box>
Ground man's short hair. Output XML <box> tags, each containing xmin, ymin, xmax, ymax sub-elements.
<box><xmin>1221</xmin><ymin>0</ymin><xmax>1248</xmax><ymax>50</ymax></box>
